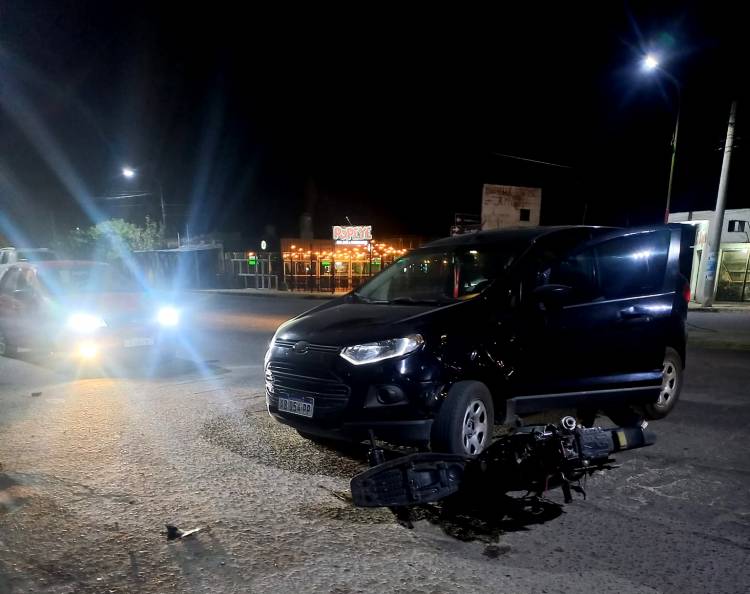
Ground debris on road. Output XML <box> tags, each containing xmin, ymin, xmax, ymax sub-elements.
<box><xmin>318</xmin><ymin>484</ymin><xmax>352</xmax><ymax>503</ymax></box>
<box><xmin>164</xmin><ymin>524</ymin><xmax>205</xmax><ymax>540</ymax></box>
<box><xmin>31</xmin><ymin>392</ymin><xmax>42</xmax><ymax>397</ymax></box>
<box><xmin>351</xmin><ymin>417</ymin><xmax>655</xmax><ymax>508</ymax></box>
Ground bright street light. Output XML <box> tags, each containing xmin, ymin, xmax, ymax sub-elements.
<box><xmin>637</xmin><ymin>53</ymin><xmax>680</xmax><ymax>222</ymax></box>
<box><xmin>642</xmin><ymin>54</ymin><xmax>659</xmax><ymax>71</ymax></box>
<box><xmin>121</xmin><ymin>165</ymin><xmax>166</xmax><ymax>230</ymax></box>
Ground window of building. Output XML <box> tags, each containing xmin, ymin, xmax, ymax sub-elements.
<box><xmin>519</xmin><ymin>208</ymin><xmax>531</xmax><ymax>222</ymax></box>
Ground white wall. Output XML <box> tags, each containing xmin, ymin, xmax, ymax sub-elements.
<box><xmin>669</xmin><ymin>208</ymin><xmax>750</xmax><ymax>244</ymax></box>
<box><xmin>481</xmin><ymin>185</ymin><xmax>541</xmax><ymax>230</ymax></box>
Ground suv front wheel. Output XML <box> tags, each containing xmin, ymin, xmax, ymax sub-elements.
<box><xmin>431</xmin><ymin>381</ymin><xmax>494</xmax><ymax>456</ymax></box>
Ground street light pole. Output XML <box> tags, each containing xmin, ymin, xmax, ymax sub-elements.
<box><xmin>122</xmin><ymin>166</ymin><xmax>166</xmax><ymax>232</ymax></box>
<box><xmin>641</xmin><ymin>55</ymin><xmax>681</xmax><ymax>223</ymax></box>
<box><xmin>157</xmin><ymin>180</ymin><xmax>166</xmax><ymax>232</ymax></box>
<box><xmin>697</xmin><ymin>100</ymin><xmax>738</xmax><ymax>306</ymax></box>
<box><xmin>664</xmin><ymin>93</ymin><xmax>680</xmax><ymax>223</ymax></box>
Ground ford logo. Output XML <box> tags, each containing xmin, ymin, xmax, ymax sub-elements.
<box><xmin>293</xmin><ymin>341</ymin><xmax>310</xmax><ymax>355</ymax></box>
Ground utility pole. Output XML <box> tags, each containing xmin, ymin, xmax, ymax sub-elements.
<box><xmin>697</xmin><ymin>100</ymin><xmax>738</xmax><ymax>306</ymax></box>
<box><xmin>157</xmin><ymin>180</ymin><xmax>167</xmax><ymax>233</ymax></box>
<box><xmin>664</xmin><ymin>101</ymin><xmax>681</xmax><ymax>223</ymax></box>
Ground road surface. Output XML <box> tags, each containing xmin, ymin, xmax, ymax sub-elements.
<box><xmin>1</xmin><ymin>293</ymin><xmax>749</xmax><ymax>594</ymax></box>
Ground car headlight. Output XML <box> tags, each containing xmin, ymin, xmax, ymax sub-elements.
<box><xmin>157</xmin><ymin>306</ymin><xmax>180</xmax><ymax>327</ymax></box>
<box><xmin>340</xmin><ymin>334</ymin><xmax>424</xmax><ymax>365</ymax></box>
<box><xmin>67</xmin><ymin>313</ymin><xmax>107</xmax><ymax>333</ymax></box>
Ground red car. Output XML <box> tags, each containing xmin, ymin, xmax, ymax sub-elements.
<box><xmin>0</xmin><ymin>260</ymin><xmax>181</xmax><ymax>362</ymax></box>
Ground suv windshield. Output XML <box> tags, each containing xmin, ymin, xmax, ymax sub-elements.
<box><xmin>16</xmin><ymin>250</ymin><xmax>57</xmax><ymax>262</ymax></box>
<box><xmin>354</xmin><ymin>247</ymin><xmax>517</xmax><ymax>304</ymax></box>
<box><xmin>37</xmin><ymin>265</ymin><xmax>139</xmax><ymax>296</ymax></box>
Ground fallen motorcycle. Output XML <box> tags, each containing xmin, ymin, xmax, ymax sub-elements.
<box><xmin>350</xmin><ymin>417</ymin><xmax>653</xmax><ymax>508</ymax></box>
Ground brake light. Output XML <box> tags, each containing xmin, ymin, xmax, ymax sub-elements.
<box><xmin>682</xmin><ymin>282</ymin><xmax>691</xmax><ymax>303</ymax></box>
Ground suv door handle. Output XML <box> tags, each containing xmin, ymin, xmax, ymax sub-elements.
<box><xmin>619</xmin><ymin>305</ymin><xmax>652</xmax><ymax>321</ymax></box>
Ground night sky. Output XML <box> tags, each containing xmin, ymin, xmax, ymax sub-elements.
<box><xmin>0</xmin><ymin>2</ymin><xmax>746</xmax><ymax>246</ymax></box>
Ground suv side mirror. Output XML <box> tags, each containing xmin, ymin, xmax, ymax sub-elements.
<box><xmin>532</xmin><ymin>284</ymin><xmax>572</xmax><ymax>309</ymax></box>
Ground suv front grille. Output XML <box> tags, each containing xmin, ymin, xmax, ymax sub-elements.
<box><xmin>266</xmin><ymin>360</ymin><xmax>350</xmax><ymax>415</ymax></box>
<box><xmin>274</xmin><ymin>339</ymin><xmax>340</xmax><ymax>354</ymax></box>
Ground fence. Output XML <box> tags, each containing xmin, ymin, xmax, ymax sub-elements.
<box><xmin>224</xmin><ymin>253</ymin><xmax>279</xmax><ymax>289</ymax></box>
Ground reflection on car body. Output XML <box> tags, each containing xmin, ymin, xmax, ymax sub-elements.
<box><xmin>265</xmin><ymin>225</ymin><xmax>692</xmax><ymax>456</ymax></box>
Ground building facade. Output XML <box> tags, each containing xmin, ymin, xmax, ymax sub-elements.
<box><xmin>669</xmin><ymin>208</ymin><xmax>750</xmax><ymax>302</ymax></box>
<box><xmin>481</xmin><ymin>184</ymin><xmax>542</xmax><ymax>230</ymax></box>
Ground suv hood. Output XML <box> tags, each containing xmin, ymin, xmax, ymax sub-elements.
<box><xmin>275</xmin><ymin>300</ymin><xmax>457</xmax><ymax>346</ymax></box>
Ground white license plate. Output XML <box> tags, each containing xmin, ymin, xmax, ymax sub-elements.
<box><xmin>123</xmin><ymin>337</ymin><xmax>155</xmax><ymax>348</ymax></box>
<box><xmin>277</xmin><ymin>395</ymin><xmax>314</xmax><ymax>418</ymax></box>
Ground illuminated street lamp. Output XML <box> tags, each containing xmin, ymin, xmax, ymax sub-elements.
<box><xmin>640</xmin><ymin>54</ymin><xmax>681</xmax><ymax>222</ymax></box>
<box><xmin>642</xmin><ymin>53</ymin><xmax>659</xmax><ymax>71</ymax></box>
<box><xmin>122</xmin><ymin>166</ymin><xmax>166</xmax><ymax>230</ymax></box>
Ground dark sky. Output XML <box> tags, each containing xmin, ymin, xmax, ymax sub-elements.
<box><xmin>0</xmin><ymin>1</ymin><xmax>746</xmax><ymax>246</ymax></box>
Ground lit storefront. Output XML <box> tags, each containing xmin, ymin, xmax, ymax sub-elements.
<box><xmin>280</xmin><ymin>230</ymin><xmax>421</xmax><ymax>292</ymax></box>
<box><xmin>669</xmin><ymin>208</ymin><xmax>750</xmax><ymax>302</ymax></box>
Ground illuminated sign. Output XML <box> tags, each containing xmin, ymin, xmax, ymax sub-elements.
<box><xmin>333</xmin><ymin>225</ymin><xmax>372</xmax><ymax>245</ymax></box>
<box><xmin>248</xmin><ymin>256</ymin><xmax>257</xmax><ymax>265</ymax></box>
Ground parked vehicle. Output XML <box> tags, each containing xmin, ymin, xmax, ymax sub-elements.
<box><xmin>0</xmin><ymin>260</ymin><xmax>181</xmax><ymax>363</ymax></box>
<box><xmin>0</xmin><ymin>247</ymin><xmax>58</xmax><ymax>266</ymax></box>
<box><xmin>265</xmin><ymin>225</ymin><xmax>691</xmax><ymax>455</ymax></box>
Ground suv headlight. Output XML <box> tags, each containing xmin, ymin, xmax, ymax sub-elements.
<box><xmin>340</xmin><ymin>334</ymin><xmax>424</xmax><ymax>365</ymax></box>
<box><xmin>157</xmin><ymin>306</ymin><xmax>180</xmax><ymax>327</ymax></box>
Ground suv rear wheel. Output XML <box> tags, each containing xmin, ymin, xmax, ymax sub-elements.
<box><xmin>642</xmin><ymin>347</ymin><xmax>683</xmax><ymax>419</ymax></box>
<box><xmin>431</xmin><ymin>381</ymin><xmax>494</xmax><ymax>456</ymax></box>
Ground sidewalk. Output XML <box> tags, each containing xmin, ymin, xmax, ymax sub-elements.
<box><xmin>194</xmin><ymin>288</ymin><xmax>336</xmax><ymax>300</ymax></box>
<box><xmin>689</xmin><ymin>301</ymin><xmax>750</xmax><ymax>313</ymax></box>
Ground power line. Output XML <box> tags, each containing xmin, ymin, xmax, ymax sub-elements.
<box><xmin>490</xmin><ymin>152</ymin><xmax>573</xmax><ymax>169</ymax></box>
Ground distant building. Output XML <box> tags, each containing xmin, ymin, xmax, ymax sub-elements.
<box><xmin>481</xmin><ymin>184</ymin><xmax>541</xmax><ymax>230</ymax></box>
<box><xmin>669</xmin><ymin>208</ymin><xmax>750</xmax><ymax>302</ymax></box>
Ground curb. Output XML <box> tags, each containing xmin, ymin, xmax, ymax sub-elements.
<box><xmin>192</xmin><ymin>289</ymin><xmax>336</xmax><ymax>300</ymax></box>
<box><xmin>689</xmin><ymin>305</ymin><xmax>750</xmax><ymax>313</ymax></box>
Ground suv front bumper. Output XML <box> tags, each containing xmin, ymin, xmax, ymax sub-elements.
<box><xmin>269</xmin><ymin>408</ymin><xmax>434</xmax><ymax>444</ymax></box>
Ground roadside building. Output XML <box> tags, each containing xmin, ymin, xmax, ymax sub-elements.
<box><xmin>278</xmin><ymin>232</ymin><xmax>422</xmax><ymax>292</ymax></box>
<box><xmin>669</xmin><ymin>208</ymin><xmax>750</xmax><ymax>302</ymax></box>
<box><xmin>481</xmin><ymin>184</ymin><xmax>542</xmax><ymax>230</ymax></box>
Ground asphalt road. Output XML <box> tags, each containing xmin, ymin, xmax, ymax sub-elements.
<box><xmin>1</xmin><ymin>293</ymin><xmax>749</xmax><ymax>594</ymax></box>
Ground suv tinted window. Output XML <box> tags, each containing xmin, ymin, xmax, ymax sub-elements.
<box><xmin>16</xmin><ymin>269</ymin><xmax>36</xmax><ymax>292</ymax></box>
<box><xmin>595</xmin><ymin>230</ymin><xmax>670</xmax><ymax>300</ymax></box>
<box><xmin>546</xmin><ymin>249</ymin><xmax>598</xmax><ymax>303</ymax></box>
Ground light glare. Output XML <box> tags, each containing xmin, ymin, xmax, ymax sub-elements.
<box><xmin>157</xmin><ymin>306</ymin><xmax>180</xmax><ymax>327</ymax></box>
<box><xmin>643</xmin><ymin>54</ymin><xmax>659</xmax><ymax>71</ymax></box>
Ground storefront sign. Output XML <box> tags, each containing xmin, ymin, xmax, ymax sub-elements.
<box><xmin>333</xmin><ymin>225</ymin><xmax>372</xmax><ymax>245</ymax></box>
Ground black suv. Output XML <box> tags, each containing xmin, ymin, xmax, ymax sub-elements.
<box><xmin>265</xmin><ymin>225</ymin><xmax>691</xmax><ymax>455</ymax></box>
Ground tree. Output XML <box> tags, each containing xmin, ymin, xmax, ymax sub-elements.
<box><xmin>64</xmin><ymin>217</ymin><xmax>163</xmax><ymax>261</ymax></box>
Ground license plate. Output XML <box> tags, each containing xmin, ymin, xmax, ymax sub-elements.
<box><xmin>123</xmin><ymin>337</ymin><xmax>155</xmax><ymax>348</ymax></box>
<box><xmin>277</xmin><ymin>395</ymin><xmax>314</xmax><ymax>418</ymax></box>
